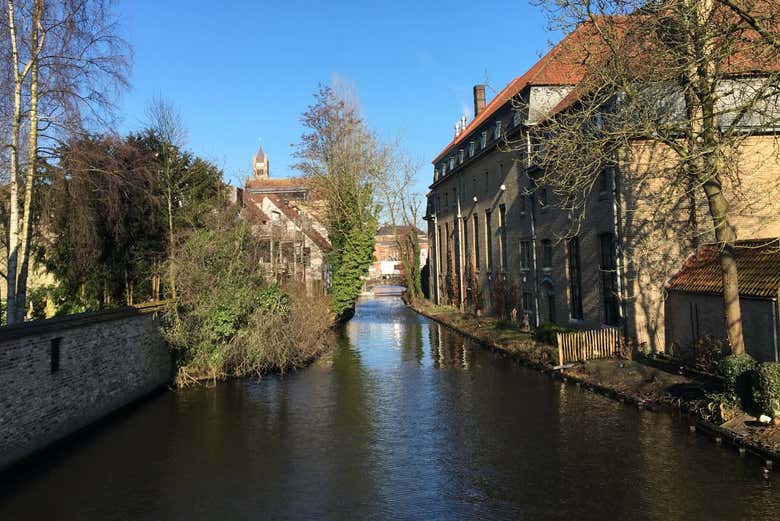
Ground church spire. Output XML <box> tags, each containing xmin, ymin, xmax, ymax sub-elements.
<box><xmin>253</xmin><ymin>147</ymin><xmax>269</xmax><ymax>178</ymax></box>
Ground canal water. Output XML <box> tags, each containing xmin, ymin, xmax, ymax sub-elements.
<box><xmin>1</xmin><ymin>296</ymin><xmax>779</xmax><ymax>520</ymax></box>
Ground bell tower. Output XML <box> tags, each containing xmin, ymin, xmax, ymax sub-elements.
<box><xmin>252</xmin><ymin>147</ymin><xmax>269</xmax><ymax>179</ymax></box>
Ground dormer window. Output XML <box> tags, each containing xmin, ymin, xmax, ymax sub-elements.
<box><xmin>469</xmin><ymin>141</ymin><xmax>475</xmax><ymax>157</ymax></box>
<box><xmin>513</xmin><ymin>110</ymin><xmax>522</xmax><ymax>127</ymax></box>
<box><xmin>458</xmin><ymin>149</ymin><xmax>464</xmax><ymax>164</ymax></box>
<box><xmin>480</xmin><ymin>131</ymin><xmax>487</xmax><ymax>149</ymax></box>
<box><xmin>442</xmin><ymin>163</ymin><xmax>447</xmax><ymax>176</ymax></box>
<box><xmin>449</xmin><ymin>157</ymin><xmax>455</xmax><ymax>170</ymax></box>
<box><xmin>494</xmin><ymin>121</ymin><xmax>502</xmax><ymax>140</ymax></box>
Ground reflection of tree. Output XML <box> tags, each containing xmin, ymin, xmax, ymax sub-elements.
<box><xmin>402</xmin><ymin>314</ymin><xmax>425</xmax><ymax>365</ymax></box>
<box><xmin>324</xmin><ymin>331</ymin><xmax>379</xmax><ymax>517</ymax></box>
<box><xmin>428</xmin><ymin>323</ymin><xmax>479</xmax><ymax>369</ymax></box>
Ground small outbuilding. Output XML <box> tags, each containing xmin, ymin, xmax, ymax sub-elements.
<box><xmin>665</xmin><ymin>239</ymin><xmax>780</xmax><ymax>362</ymax></box>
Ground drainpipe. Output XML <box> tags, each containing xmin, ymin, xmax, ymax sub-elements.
<box><xmin>457</xmin><ymin>172</ymin><xmax>465</xmax><ymax>309</ymax></box>
<box><xmin>611</xmin><ymin>165</ymin><xmax>629</xmax><ymax>341</ymax></box>
<box><xmin>433</xmin><ymin>214</ymin><xmax>440</xmax><ymax>305</ymax></box>
<box><xmin>526</xmin><ymin>131</ymin><xmax>541</xmax><ymax>327</ymax></box>
<box><xmin>530</xmin><ymin>193</ymin><xmax>541</xmax><ymax>327</ymax></box>
<box><xmin>773</xmin><ymin>297</ymin><xmax>779</xmax><ymax>362</ymax></box>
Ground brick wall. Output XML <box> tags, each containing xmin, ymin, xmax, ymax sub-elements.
<box><xmin>0</xmin><ymin>303</ymin><xmax>171</xmax><ymax>471</ymax></box>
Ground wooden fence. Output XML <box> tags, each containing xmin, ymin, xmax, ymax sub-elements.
<box><xmin>555</xmin><ymin>327</ymin><xmax>621</xmax><ymax>366</ymax></box>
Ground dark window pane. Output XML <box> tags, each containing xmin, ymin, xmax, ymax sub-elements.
<box><xmin>542</xmin><ymin>240</ymin><xmax>552</xmax><ymax>268</ymax></box>
<box><xmin>568</xmin><ymin>237</ymin><xmax>583</xmax><ymax>320</ymax></box>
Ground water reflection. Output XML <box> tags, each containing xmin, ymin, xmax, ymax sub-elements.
<box><xmin>0</xmin><ymin>296</ymin><xmax>778</xmax><ymax>520</ymax></box>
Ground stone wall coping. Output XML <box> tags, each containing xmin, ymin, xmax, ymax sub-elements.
<box><xmin>0</xmin><ymin>300</ymin><xmax>172</xmax><ymax>342</ymax></box>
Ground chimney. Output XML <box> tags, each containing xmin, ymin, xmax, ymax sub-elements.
<box><xmin>473</xmin><ymin>84</ymin><xmax>486</xmax><ymax>117</ymax></box>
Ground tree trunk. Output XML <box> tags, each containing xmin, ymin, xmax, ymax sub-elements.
<box><xmin>702</xmin><ymin>180</ymin><xmax>745</xmax><ymax>355</ymax></box>
<box><xmin>6</xmin><ymin>0</ymin><xmax>22</xmax><ymax>325</ymax></box>
<box><xmin>15</xmin><ymin>0</ymin><xmax>43</xmax><ymax>323</ymax></box>
<box><xmin>683</xmin><ymin>0</ymin><xmax>745</xmax><ymax>355</ymax></box>
<box><xmin>166</xmin><ymin>187</ymin><xmax>177</xmax><ymax>299</ymax></box>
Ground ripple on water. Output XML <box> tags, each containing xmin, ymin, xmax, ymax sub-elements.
<box><xmin>0</xmin><ymin>296</ymin><xmax>778</xmax><ymax>520</ymax></box>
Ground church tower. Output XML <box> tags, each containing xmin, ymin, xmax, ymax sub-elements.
<box><xmin>252</xmin><ymin>147</ymin><xmax>269</xmax><ymax>179</ymax></box>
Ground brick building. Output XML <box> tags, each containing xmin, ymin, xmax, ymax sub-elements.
<box><xmin>368</xmin><ymin>225</ymin><xmax>429</xmax><ymax>280</ymax></box>
<box><xmin>426</xmin><ymin>21</ymin><xmax>780</xmax><ymax>354</ymax></box>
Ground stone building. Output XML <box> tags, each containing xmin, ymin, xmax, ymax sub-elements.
<box><xmin>240</xmin><ymin>147</ymin><xmax>331</xmax><ymax>295</ymax></box>
<box><xmin>426</xmin><ymin>22</ymin><xmax>780</xmax><ymax>353</ymax></box>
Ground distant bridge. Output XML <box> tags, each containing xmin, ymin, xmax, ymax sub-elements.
<box><xmin>362</xmin><ymin>276</ymin><xmax>406</xmax><ymax>296</ymax></box>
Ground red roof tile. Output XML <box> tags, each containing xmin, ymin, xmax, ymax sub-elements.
<box><xmin>264</xmin><ymin>194</ymin><xmax>331</xmax><ymax>252</ymax></box>
<box><xmin>432</xmin><ymin>21</ymin><xmax>605</xmax><ymax>164</ymax></box>
<box><xmin>546</xmin><ymin>9</ymin><xmax>780</xmax><ymax>119</ymax></box>
<box><xmin>245</xmin><ymin>177</ymin><xmax>310</xmax><ymax>190</ymax></box>
<box><xmin>666</xmin><ymin>239</ymin><xmax>780</xmax><ymax>297</ymax></box>
<box><xmin>241</xmin><ymin>201</ymin><xmax>270</xmax><ymax>224</ymax></box>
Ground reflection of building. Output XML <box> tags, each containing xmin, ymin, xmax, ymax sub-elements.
<box><xmin>236</xmin><ymin>147</ymin><xmax>331</xmax><ymax>295</ymax></box>
<box><xmin>369</xmin><ymin>225</ymin><xmax>429</xmax><ymax>280</ymax></box>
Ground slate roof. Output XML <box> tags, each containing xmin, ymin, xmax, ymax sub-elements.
<box><xmin>666</xmin><ymin>239</ymin><xmax>780</xmax><ymax>298</ymax></box>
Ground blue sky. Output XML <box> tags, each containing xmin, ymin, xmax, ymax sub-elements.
<box><xmin>114</xmin><ymin>1</ymin><xmax>556</xmax><ymax>194</ymax></box>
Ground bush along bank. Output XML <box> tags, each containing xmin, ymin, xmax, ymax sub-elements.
<box><xmin>409</xmin><ymin>300</ymin><xmax>780</xmax><ymax>464</ymax></box>
<box><xmin>162</xmin><ymin>212</ymin><xmax>333</xmax><ymax>387</ymax></box>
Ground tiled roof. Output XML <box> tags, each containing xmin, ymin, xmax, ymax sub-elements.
<box><xmin>547</xmin><ymin>9</ymin><xmax>780</xmax><ymax>119</ymax></box>
<box><xmin>666</xmin><ymin>239</ymin><xmax>780</xmax><ymax>297</ymax></box>
<box><xmin>432</xmin><ymin>20</ymin><xmax>603</xmax><ymax>165</ymax></box>
<box><xmin>263</xmin><ymin>194</ymin><xmax>331</xmax><ymax>252</ymax></box>
<box><xmin>245</xmin><ymin>177</ymin><xmax>310</xmax><ymax>190</ymax></box>
<box><xmin>241</xmin><ymin>200</ymin><xmax>270</xmax><ymax>224</ymax></box>
<box><xmin>376</xmin><ymin>224</ymin><xmax>426</xmax><ymax>236</ymax></box>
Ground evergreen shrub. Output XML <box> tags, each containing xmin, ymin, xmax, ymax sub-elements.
<box><xmin>716</xmin><ymin>354</ymin><xmax>757</xmax><ymax>405</ymax></box>
<box><xmin>534</xmin><ymin>322</ymin><xmax>571</xmax><ymax>345</ymax></box>
<box><xmin>753</xmin><ymin>362</ymin><xmax>780</xmax><ymax>417</ymax></box>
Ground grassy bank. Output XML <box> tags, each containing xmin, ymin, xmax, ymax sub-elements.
<box><xmin>410</xmin><ymin>300</ymin><xmax>780</xmax><ymax>463</ymax></box>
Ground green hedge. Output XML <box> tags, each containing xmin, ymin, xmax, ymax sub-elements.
<box><xmin>716</xmin><ymin>354</ymin><xmax>757</xmax><ymax>405</ymax></box>
<box><xmin>534</xmin><ymin>322</ymin><xmax>571</xmax><ymax>345</ymax></box>
<box><xmin>753</xmin><ymin>362</ymin><xmax>780</xmax><ymax>417</ymax></box>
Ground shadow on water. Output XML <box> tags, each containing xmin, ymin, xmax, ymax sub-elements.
<box><xmin>0</xmin><ymin>296</ymin><xmax>779</xmax><ymax>520</ymax></box>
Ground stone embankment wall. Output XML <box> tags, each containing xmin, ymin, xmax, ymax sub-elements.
<box><xmin>0</xmin><ymin>302</ymin><xmax>171</xmax><ymax>471</ymax></box>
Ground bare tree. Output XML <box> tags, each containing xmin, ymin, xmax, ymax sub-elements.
<box><xmin>294</xmin><ymin>82</ymin><xmax>390</xmax><ymax>320</ymax></box>
<box><xmin>520</xmin><ymin>0</ymin><xmax>780</xmax><ymax>354</ymax></box>
<box><xmin>374</xmin><ymin>151</ymin><xmax>425</xmax><ymax>301</ymax></box>
<box><xmin>2</xmin><ymin>0</ymin><xmax>129</xmax><ymax>323</ymax></box>
<box><xmin>146</xmin><ymin>97</ymin><xmax>188</xmax><ymax>300</ymax></box>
